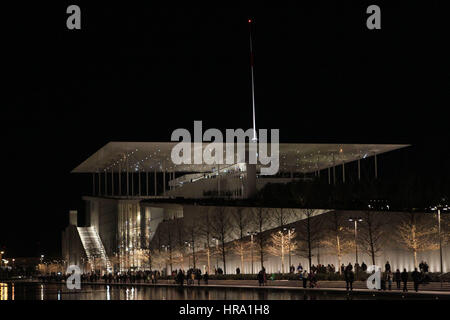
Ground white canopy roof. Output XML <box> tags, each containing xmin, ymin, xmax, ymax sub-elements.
<box><xmin>72</xmin><ymin>142</ymin><xmax>408</xmax><ymax>174</ymax></box>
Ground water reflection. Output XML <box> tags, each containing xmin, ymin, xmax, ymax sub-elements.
<box><xmin>0</xmin><ymin>283</ymin><xmax>444</xmax><ymax>300</ymax></box>
<box><xmin>1</xmin><ymin>283</ymin><xmax>7</xmax><ymax>300</ymax></box>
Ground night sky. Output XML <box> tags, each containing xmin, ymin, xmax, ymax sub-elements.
<box><xmin>2</xmin><ymin>2</ymin><xmax>449</xmax><ymax>258</ymax></box>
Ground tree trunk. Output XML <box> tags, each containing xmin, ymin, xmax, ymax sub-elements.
<box><xmin>307</xmin><ymin>216</ymin><xmax>312</xmax><ymax>271</ymax></box>
<box><xmin>336</xmin><ymin>234</ymin><xmax>342</xmax><ymax>274</ymax></box>
<box><xmin>240</xmin><ymin>243</ymin><xmax>244</xmax><ymax>272</ymax></box>
<box><xmin>221</xmin><ymin>241</ymin><xmax>226</xmax><ymax>274</ymax></box>
<box><xmin>281</xmin><ymin>233</ymin><xmax>285</xmax><ymax>273</ymax></box>
<box><xmin>207</xmin><ymin>247</ymin><xmax>211</xmax><ymax>274</ymax></box>
<box><xmin>412</xmin><ymin>224</ymin><xmax>418</xmax><ymax>268</ymax></box>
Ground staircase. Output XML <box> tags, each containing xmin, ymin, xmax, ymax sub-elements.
<box><xmin>77</xmin><ymin>226</ymin><xmax>112</xmax><ymax>273</ymax></box>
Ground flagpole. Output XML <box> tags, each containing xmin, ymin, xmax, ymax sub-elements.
<box><xmin>249</xmin><ymin>19</ymin><xmax>257</xmax><ymax>143</ymax></box>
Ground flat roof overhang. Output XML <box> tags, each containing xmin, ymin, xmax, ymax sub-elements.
<box><xmin>71</xmin><ymin>142</ymin><xmax>409</xmax><ymax>174</ymax></box>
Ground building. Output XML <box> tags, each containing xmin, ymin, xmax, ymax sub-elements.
<box><xmin>62</xmin><ymin>141</ymin><xmax>449</xmax><ymax>274</ymax></box>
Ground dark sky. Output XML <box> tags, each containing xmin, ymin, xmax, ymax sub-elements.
<box><xmin>2</xmin><ymin>2</ymin><xmax>449</xmax><ymax>258</ymax></box>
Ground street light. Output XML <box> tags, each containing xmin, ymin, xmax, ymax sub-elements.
<box><xmin>284</xmin><ymin>227</ymin><xmax>295</xmax><ymax>273</ymax></box>
<box><xmin>348</xmin><ymin>217</ymin><xmax>363</xmax><ymax>267</ymax></box>
<box><xmin>247</xmin><ymin>232</ymin><xmax>257</xmax><ymax>274</ymax></box>
<box><xmin>0</xmin><ymin>251</ymin><xmax>4</xmax><ymax>268</ymax></box>
<box><xmin>430</xmin><ymin>200</ymin><xmax>449</xmax><ymax>288</ymax></box>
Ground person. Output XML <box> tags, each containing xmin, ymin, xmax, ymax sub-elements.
<box><xmin>297</xmin><ymin>263</ymin><xmax>303</xmax><ymax>273</ymax></box>
<box><xmin>236</xmin><ymin>267</ymin><xmax>240</xmax><ymax>275</ymax></box>
<box><xmin>419</xmin><ymin>261</ymin><xmax>424</xmax><ymax>273</ymax></box>
<box><xmin>344</xmin><ymin>266</ymin><xmax>354</xmax><ymax>291</ymax></box>
<box><xmin>257</xmin><ymin>270</ymin><xmax>264</xmax><ymax>286</ymax></box>
<box><xmin>341</xmin><ymin>264</ymin><xmax>345</xmax><ymax>274</ymax></box>
<box><xmin>423</xmin><ymin>261</ymin><xmax>429</xmax><ymax>273</ymax></box>
<box><xmin>401</xmin><ymin>268</ymin><xmax>408</xmax><ymax>292</ymax></box>
<box><xmin>361</xmin><ymin>261</ymin><xmax>367</xmax><ymax>272</ymax></box>
<box><xmin>395</xmin><ymin>269</ymin><xmax>401</xmax><ymax>290</ymax></box>
<box><xmin>176</xmin><ymin>270</ymin><xmax>185</xmax><ymax>287</ymax></box>
<box><xmin>385</xmin><ymin>261</ymin><xmax>391</xmax><ymax>273</ymax></box>
<box><xmin>262</xmin><ymin>267</ymin><xmax>267</xmax><ymax>286</ymax></box>
<box><xmin>195</xmin><ymin>269</ymin><xmax>202</xmax><ymax>285</ymax></box>
<box><xmin>308</xmin><ymin>271</ymin><xmax>317</xmax><ymax>288</ymax></box>
<box><xmin>190</xmin><ymin>270</ymin><xmax>195</xmax><ymax>285</ymax></box>
<box><xmin>385</xmin><ymin>271</ymin><xmax>392</xmax><ymax>291</ymax></box>
<box><xmin>302</xmin><ymin>270</ymin><xmax>308</xmax><ymax>288</ymax></box>
<box><xmin>203</xmin><ymin>272</ymin><xmax>209</xmax><ymax>284</ymax></box>
<box><xmin>411</xmin><ymin>268</ymin><xmax>421</xmax><ymax>292</ymax></box>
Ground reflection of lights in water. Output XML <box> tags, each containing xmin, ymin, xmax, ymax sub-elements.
<box><xmin>11</xmin><ymin>283</ymin><xmax>14</xmax><ymax>300</ymax></box>
<box><xmin>57</xmin><ymin>290</ymin><xmax>61</xmax><ymax>301</ymax></box>
<box><xmin>106</xmin><ymin>285</ymin><xmax>110</xmax><ymax>301</ymax></box>
<box><xmin>40</xmin><ymin>284</ymin><xmax>44</xmax><ymax>300</ymax></box>
<box><xmin>0</xmin><ymin>283</ymin><xmax>7</xmax><ymax>300</ymax></box>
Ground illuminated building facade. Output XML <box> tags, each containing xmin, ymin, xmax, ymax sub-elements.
<box><xmin>61</xmin><ymin>141</ymin><xmax>449</xmax><ymax>274</ymax></box>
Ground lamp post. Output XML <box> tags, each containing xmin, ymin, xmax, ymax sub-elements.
<box><xmin>247</xmin><ymin>231</ymin><xmax>257</xmax><ymax>274</ymax></box>
<box><xmin>284</xmin><ymin>227</ymin><xmax>295</xmax><ymax>273</ymax></box>
<box><xmin>348</xmin><ymin>217</ymin><xmax>363</xmax><ymax>272</ymax></box>
<box><xmin>0</xmin><ymin>251</ymin><xmax>4</xmax><ymax>268</ymax></box>
<box><xmin>430</xmin><ymin>202</ymin><xmax>449</xmax><ymax>288</ymax></box>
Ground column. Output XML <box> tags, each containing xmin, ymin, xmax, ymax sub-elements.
<box><xmin>154</xmin><ymin>168</ymin><xmax>157</xmax><ymax>196</ymax></box>
<box><xmin>374</xmin><ymin>154</ymin><xmax>378</xmax><ymax>179</ymax></box>
<box><xmin>332</xmin><ymin>153</ymin><xmax>336</xmax><ymax>185</ymax></box>
<box><xmin>342</xmin><ymin>162</ymin><xmax>345</xmax><ymax>183</ymax></box>
<box><xmin>92</xmin><ymin>172</ymin><xmax>95</xmax><ymax>196</ymax></box>
<box><xmin>328</xmin><ymin>167</ymin><xmax>331</xmax><ymax>185</ymax></box>
<box><xmin>163</xmin><ymin>166</ymin><xmax>166</xmax><ymax>194</ymax></box>
<box><xmin>146</xmin><ymin>171</ymin><xmax>149</xmax><ymax>196</ymax></box>
<box><xmin>358</xmin><ymin>159</ymin><xmax>361</xmax><ymax>181</ymax></box>
<box><xmin>98</xmin><ymin>171</ymin><xmax>101</xmax><ymax>196</ymax></box>
<box><xmin>132</xmin><ymin>171</ymin><xmax>134</xmax><ymax>196</ymax></box>
<box><xmin>118</xmin><ymin>164</ymin><xmax>122</xmax><ymax>196</ymax></box>
<box><xmin>104</xmin><ymin>169</ymin><xmax>107</xmax><ymax>196</ymax></box>
<box><xmin>111</xmin><ymin>167</ymin><xmax>114</xmax><ymax>196</ymax></box>
<box><xmin>138</xmin><ymin>171</ymin><xmax>141</xmax><ymax>196</ymax></box>
<box><xmin>126</xmin><ymin>158</ymin><xmax>129</xmax><ymax>197</ymax></box>
<box><xmin>317</xmin><ymin>156</ymin><xmax>320</xmax><ymax>178</ymax></box>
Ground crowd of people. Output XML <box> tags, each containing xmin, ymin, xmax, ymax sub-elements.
<box><xmin>37</xmin><ymin>259</ymin><xmax>432</xmax><ymax>293</ymax></box>
<box><xmin>175</xmin><ymin>268</ymin><xmax>209</xmax><ymax>286</ymax></box>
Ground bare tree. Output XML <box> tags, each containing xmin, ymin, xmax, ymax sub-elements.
<box><xmin>397</xmin><ymin>212</ymin><xmax>438</xmax><ymax>268</ymax></box>
<box><xmin>162</xmin><ymin>222</ymin><xmax>175</xmax><ymax>274</ymax></box>
<box><xmin>231</xmin><ymin>207</ymin><xmax>250</xmax><ymax>272</ymax></box>
<box><xmin>320</xmin><ymin>212</ymin><xmax>354</xmax><ymax>273</ymax></box>
<box><xmin>359</xmin><ymin>211</ymin><xmax>386</xmax><ymax>266</ymax></box>
<box><xmin>266</xmin><ymin>229</ymin><xmax>298</xmax><ymax>273</ymax></box>
<box><xmin>173</xmin><ymin>218</ymin><xmax>186</xmax><ymax>269</ymax></box>
<box><xmin>230</xmin><ymin>239</ymin><xmax>253</xmax><ymax>273</ymax></box>
<box><xmin>210</xmin><ymin>206</ymin><xmax>232</xmax><ymax>274</ymax></box>
<box><xmin>198</xmin><ymin>208</ymin><xmax>214</xmax><ymax>273</ymax></box>
<box><xmin>251</xmin><ymin>207</ymin><xmax>270</xmax><ymax>270</ymax></box>
<box><xmin>184</xmin><ymin>219</ymin><xmax>200</xmax><ymax>269</ymax></box>
<box><xmin>271</xmin><ymin>207</ymin><xmax>295</xmax><ymax>229</ymax></box>
<box><xmin>295</xmin><ymin>209</ymin><xmax>323</xmax><ymax>271</ymax></box>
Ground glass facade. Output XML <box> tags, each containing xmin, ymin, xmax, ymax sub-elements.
<box><xmin>118</xmin><ymin>202</ymin><xmax>144</xmax><ymax>271</ymax></box>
